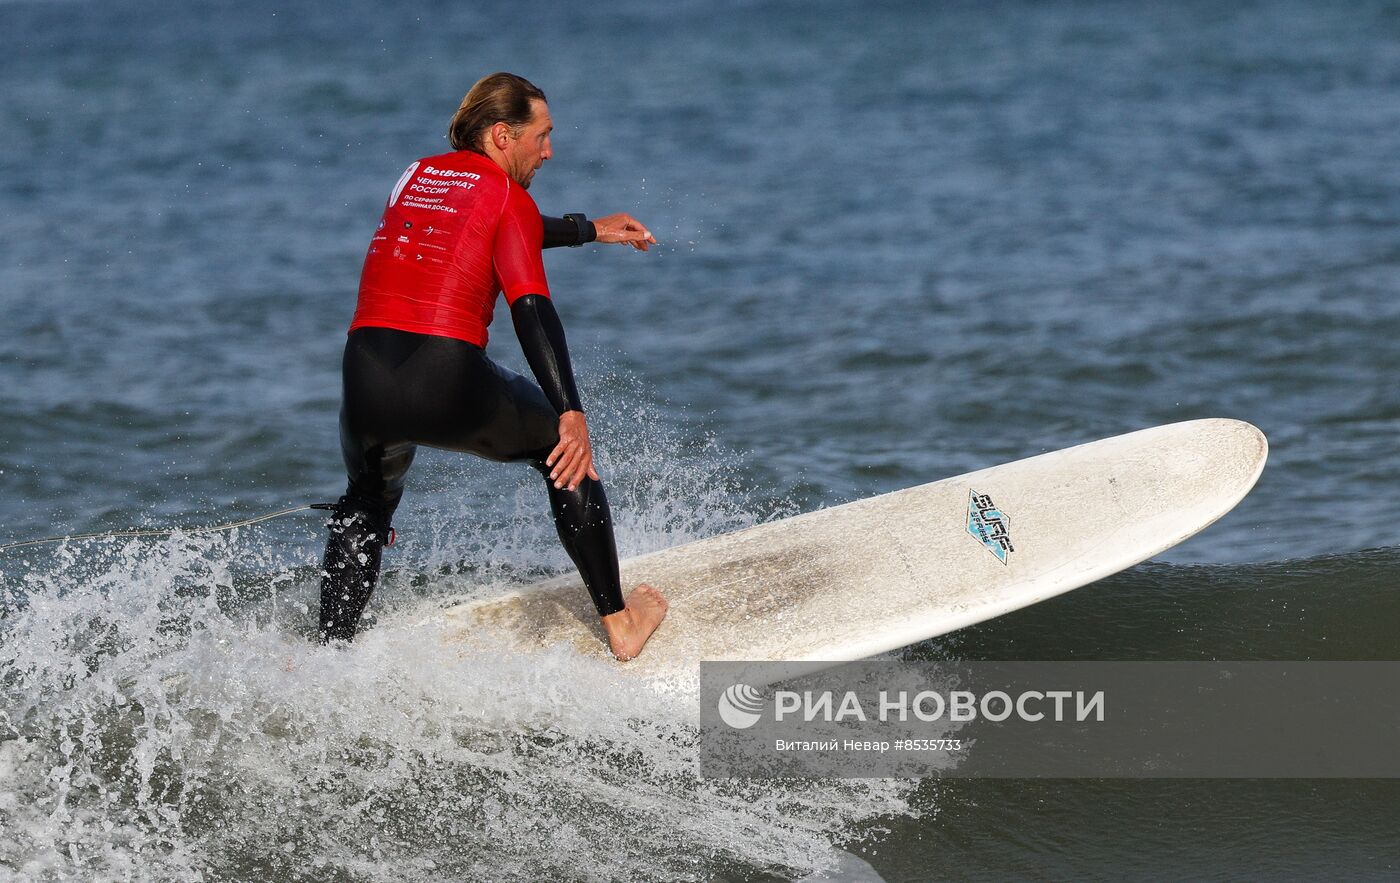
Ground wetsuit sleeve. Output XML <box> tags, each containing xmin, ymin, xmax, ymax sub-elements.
<box><xmin>498</xmin><ymin>186</ymin><xmax>583</xmax><ymax>413</ymax></box>
<box><xmin>541</xmin><ymin>215</ymin><xmax>598</xmax><ymax>249</ymax></box>
<box><xmin>511</xmin><ymin>295</ymin><xmax>585</xmax><ymax>415</ymax></box>
<box><xmin>493</xmin><ymin>185</ymin><xmax>551</xmax><ymax>304</ymax></box>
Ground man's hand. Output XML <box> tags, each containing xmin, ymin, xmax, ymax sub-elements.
<box><xmin>546</xmin><ymin>410</ymin><xmax>600</xmax><ymax>491</ymax></box>
<box><xmin>593</xmin><ymin>213</ymin><xmax>657</xmax><ymax>251</ymax></box>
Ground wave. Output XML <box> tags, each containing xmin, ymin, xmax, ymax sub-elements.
<box><xmin>0</xmin><ymin>395</ymin><xmax>907</xmax><ymax>883</ymax></box>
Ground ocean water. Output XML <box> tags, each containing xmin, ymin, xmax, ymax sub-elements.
<box><xmin>2</xmin><ymin>0</ymin><xmax>1398</xmax><ymax>880</ymax></box>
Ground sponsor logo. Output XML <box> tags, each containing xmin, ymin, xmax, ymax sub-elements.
<box><xmin>717</xmin><ymin>681</ymin><xmax>1102</xmax><ymax>727</ymax></box>
<box><xmin>967</xmin><ymin>490</ymin><xmax>1013</xmax><ymax>564</ymax></box>
<box><xmin>388</xmin><ymin>161</ymin><xmax>419</xmax><ymax>207</ymax></box>
<box><xmin>422</xmin><ymin>165</ymin><xmax>481</xmax><ymax>180</ymax></box>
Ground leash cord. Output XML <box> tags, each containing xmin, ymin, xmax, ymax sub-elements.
<box><xmin>0</xmin><ymin>503</ymin><xmax>338</xmax><ymax>553</ymax></box>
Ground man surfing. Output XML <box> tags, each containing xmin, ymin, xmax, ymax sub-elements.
<box><xmin>319</xmin><ymin>72</ymin><xmax>668</xmax><ymax>660</ymax></box>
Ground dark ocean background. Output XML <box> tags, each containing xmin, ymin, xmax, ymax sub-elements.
<box><xmin>2</xmin><ymin>0</ymin><xmax>1398</xmax><ymax>880</ymax></box>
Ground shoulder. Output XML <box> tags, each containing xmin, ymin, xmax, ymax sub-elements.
<box><xmin>407</xmin><ymin>150</ymin><xmax>507</xmax><ymax>189</ymax></box>
<box><xmin>500</xmin><ymin>178</ymin><xmax>542</xmax><ymax>230</ymax></box>
<box><xmin>413</xmin><ymin>148</ymin><xmax>487</xmax><ymax>170</ymax></box>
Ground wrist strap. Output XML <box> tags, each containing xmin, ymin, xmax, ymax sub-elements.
<box><xmin>563</xmin><ymin>213</ymin><xmax>589</xmax><ymax>247</ymax></box>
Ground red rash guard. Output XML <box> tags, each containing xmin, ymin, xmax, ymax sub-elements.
<box><xmin>349</xmin><ymin>150</ymin><xmax>550</xmax><ymax>347</ymax></box>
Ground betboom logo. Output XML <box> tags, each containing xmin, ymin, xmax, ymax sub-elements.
<box><xmin>421</xmin><ymin>165</ymin><xmax>482</xmax><ymax>179</ymax></box>
<box><xmin>717</xmin><ymin>684</ymin><xmax>765</xmax><ymax>729</ymax></box>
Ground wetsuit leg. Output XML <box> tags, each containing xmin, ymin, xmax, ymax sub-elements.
<box><xmin>322</xmin><ymin>327</ymin><xmax>627</xmax><ymax>642</ymax></box>
<box><xmin>527</xmin><ymin>461</ymin><xmax>627</xmax><ymax>616</ymax></box>
<box><xmin>318</xmin><ymin>490</ymin><xmax>395</xmax><ymax>643</ymax></box>
<box><xmin>441</xmin><ymin>355</ymin><xmax>626</xmax><ymax>617</ymax></box>
<box><xmin>318</xmin><ymin>330</ymin><xmax>422</xmax><ymax>642</ymax></box>
<box><xmin>318</xmin><ymin>427</ymin><xmax>415</xmax><ymax>642</ymax></box>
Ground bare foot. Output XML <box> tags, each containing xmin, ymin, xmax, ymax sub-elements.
<box><xmin>600</xmin><ymin>584</ymin><xmax>669</xmax><ymax>661</ymax></box>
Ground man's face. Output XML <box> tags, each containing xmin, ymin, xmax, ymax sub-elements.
<box><xmin>502</xmin><ymin>99</ymin><xmax>553</xmax><ymax>189</ymax></box>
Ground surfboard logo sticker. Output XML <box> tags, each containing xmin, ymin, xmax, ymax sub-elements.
<box><xmin>967</xmin><ymin>490</ymin><xmax>1014</xmax><ymax>564</ymax></box>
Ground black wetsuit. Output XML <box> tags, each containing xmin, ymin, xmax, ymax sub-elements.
<box><xmin>318</xmin><ymin>217</ymin><xmax>625</xmax><ymax>642</ymax></box>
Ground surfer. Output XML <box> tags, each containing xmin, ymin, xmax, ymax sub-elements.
<box><xmin>318</xmin><ymin>72</ymin><xmax>668</xmax><ymax>660</ymax></box>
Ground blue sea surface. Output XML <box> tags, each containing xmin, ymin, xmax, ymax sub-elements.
<box><xmin>2</xmin><ymin>1</ymin><xmax>1398</xmax><ymax>880</ymax></box>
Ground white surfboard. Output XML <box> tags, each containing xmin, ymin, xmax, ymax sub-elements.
<box><xmin>437</xmin><ymin>419</ymin><xmax>1267</xmax><ymax>676</ymax></box>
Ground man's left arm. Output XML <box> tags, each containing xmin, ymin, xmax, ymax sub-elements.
<box><xmin>540</xmin><ymin>213</ymin><xmax>657</xmax><ymax>251</ymax></box>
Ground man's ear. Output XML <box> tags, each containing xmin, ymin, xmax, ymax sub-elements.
<box><xmin>491</xmin><ymin>121</ymin><xmax>513</xmax><ymax>150</ymax></box>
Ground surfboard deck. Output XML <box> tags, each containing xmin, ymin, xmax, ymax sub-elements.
<box><xmin>434</xmin><ymin>419</ymin><xmax>1267</xmax><ymax>678</ymax></box>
